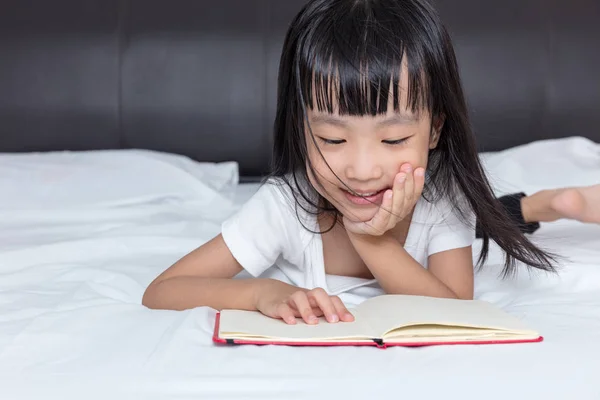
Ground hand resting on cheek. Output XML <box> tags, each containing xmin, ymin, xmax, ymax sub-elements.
<box><xmin>342</xmin><ymin>163</ymin><xmax>426</xmax><ymax>237</ymax></box>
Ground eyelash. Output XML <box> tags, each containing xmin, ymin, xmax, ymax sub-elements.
<box><xmin>317</xmin><ymin>137</ymin><xmax>345</xmax><ymax>145</ymax></box>
<box><xmin>316</xmin><ymin>137</ymin><xmax>410</xmax><ymax>146</ymax></box>
<box><xmin>382</xmin><ymin>138</ymin><xmax>409</xmax><ymax>145</ymax></box>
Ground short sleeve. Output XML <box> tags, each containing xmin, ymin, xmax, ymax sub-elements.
<box><xmin>221</xmin><ymin>181</ymin><xmax>297</xmax><ymax>277</ymax></box>
<box><xmin>427</xmin><ymin>196</ymin><xmax>476</xmax><ymax>256</ymax></box>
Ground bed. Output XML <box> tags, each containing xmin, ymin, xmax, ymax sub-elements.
<box><xmin>1</xmin><ymin>1</ymin><xmax>600</xmax><ymax>399</ymax></box>
<box><xmin>1</xmin><ymin>138</ymin><xmax>600</xmax><ymax>400</ymax></box>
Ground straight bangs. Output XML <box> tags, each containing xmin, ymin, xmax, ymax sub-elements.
<box><xmin>295</xmin><ymin>5</ymin><xmax>433</xmax><ymax>118</ymax></box>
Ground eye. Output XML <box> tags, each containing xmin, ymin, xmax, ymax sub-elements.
<box><xmin>382</xmin><ymin>137</ymin><xmax>409</xmax><ymax>145</ymax></box>
<box><xmin>317</xmin><ymin>137</ymin><xmax>346</xmax><ymax>145</ymax></box>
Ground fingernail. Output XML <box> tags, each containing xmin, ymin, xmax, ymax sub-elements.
<box><xmin>329</xmin><ymin>314</ymin><xmax>339</xmax><ymax>323</ymax></box>
<box><xmin>385</xmin><ymin>190</ymin><xmax>393</xmax><ymax>199</ymax></box>
<box><xmin>309</xmin><ymin>315</ymin><xmax>318</xmax><ymax>323</ymax></box>
<box><xmin>415</xmin><ymin>168</ymin><xmax>425</xmax><ymax>177</ymax></box>
<box><xmin>397</xmin><ymin>174</ymin><xmax>406</xmax><ymax>183</ymax></box>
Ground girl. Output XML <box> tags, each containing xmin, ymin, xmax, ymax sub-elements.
<box><xmin>142</xmin><ymin>0</ymin><xmax>557</xmax><ymax>325</ymax></box>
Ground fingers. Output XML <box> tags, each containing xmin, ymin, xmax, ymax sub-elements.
<box><xmin>330</xmin><ymin>295</ymin><xmax>355</xmax><ymax>322</ymax></box>
<box><xmin>285</xmin><ymin>289</ymin><xmax>353</xmax><ymax>324</ymax></box>
<box><xmin>275</xmin><ymin>302</ymin><xmax>297</xmax><ymax>325</ymax></box>
<box><xmin>401</xmin><ymin>163</ymin><xmax>425</xmax><ymax>203</ymax></box>
<box><xmin>401</xmin><ymin>164</ymin><xmax>414</xmax><ymax>206</ymax></box>
<box><xmin>288</xmin><ymin>291</ymin><xmax>319</xmax><ymax>324</ymax></box>
<box><xmin>390</xmin><ymin>170</ymin><xmax>407</xmax><ymax>230</ymax></box>
<box><xmin>414</xmin><ymin>166</ymin><xmax>425</xmax><ymax>198</ymax></box>
<box><xmin>390</xmin><ymin>163</ymin><xmax>425</xmax><ymax>229</ymax></box>
<box><xmin>308</xmin><ymin>288</ymin><xmax>340</xmax><ymax>323</ymax></box>
<box><xmin>368</xmin><ymin>189</ymin><xmax>394</xmax><ymax>235</ymax></box>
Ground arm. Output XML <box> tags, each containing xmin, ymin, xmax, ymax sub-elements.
<box><xmin>347</xmin><ymin>232</ymin><xmax>474</xmax><ymax>300</ymax></box>
<box><xmin>143</xmin><ymin>182</ymin><xmax>292</xmax><ymax>312</ymax></box>
<box><xmin>142</xmin><ymin>233</ymin><xmax>354</xmax><ymax>324</ymax></box>
<box><xmin>142</xmin><ymin>234</ymin><xmax>311</xmax><ymax>312</ymax></box>
<box><xmin>142</xmin><ymin>235</ymin><xmax>298</xmax><ymax>311</ymax></box>
<box><xmin>143</xmin><ymin>181</ymin><xmax>353</xmax><ymax>323</ymax></box>
<box><xmin>142</xmin><ymin>234</ymin><xmax>269</xmax><ymax>311</ymax></box>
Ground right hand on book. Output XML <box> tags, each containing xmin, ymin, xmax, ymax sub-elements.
<box><xmin>255</xmin><ymin>281</ymin><xmax>355</xmax><ymax>325</ymax></box>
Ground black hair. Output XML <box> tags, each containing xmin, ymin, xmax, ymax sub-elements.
<box><xmin>269</xmin><ymin>0</ymin><xmax>557</xmax><ymax>277</ymax></box>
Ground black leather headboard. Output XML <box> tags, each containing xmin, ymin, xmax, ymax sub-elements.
<box><xmin>1</xmin><ymin>0</ymin><xmax>599</xmax><ymax>179</ymax></box>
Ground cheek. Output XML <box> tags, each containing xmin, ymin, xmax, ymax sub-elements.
<box><xmin>305</xmin><ymin>135</ymin><xmax>322</xmax><ymax>166</ymax></box>
<box><xmin>306</xmin><ymin>150</ymin><xmax>325</xmax><ymax>183</ymax></box>
<box><xmin>305</xmin><ymin>146</ymin><xmax>337</xmax><ymax>198</ymax></box>
<box><xmin>306</xmin><ymin>160</ymin><xmax>339</xmax><ymax>206</ymax></box>
<box><xmin>392</xmin><ymin>147</ymin><xmax>429</xmax><ymax>172</ymax></box>
<box><xmin>306</xmin><ymin>142</ymin><xmax>338</xmax><ymax>179</ymax></box>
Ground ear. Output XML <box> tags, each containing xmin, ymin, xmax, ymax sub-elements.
<box><xmin>429</xmin><ymin>114</ymin><xmax>445</xmax><ymax>149</ymax></box>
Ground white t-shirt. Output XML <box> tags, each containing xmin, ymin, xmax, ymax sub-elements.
<box><xmin>221</xmin><ymin>177</ymin><xmax>475</xmax><ymax>307</ymax></box>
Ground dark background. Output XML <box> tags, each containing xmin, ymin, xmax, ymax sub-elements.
<box><xmin>1</xmin><ymin>0</ymin><xmax>598</xmax><ymax>178</ymax></box>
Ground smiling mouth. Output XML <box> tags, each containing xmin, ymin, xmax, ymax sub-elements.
<box><xmin>343</xmin><ymin>188</ymin><xmax>388</xmax><ymax>197</ymax></box>
<box><xmin>341</xmin><ymin>187</ymin><xmax>390</xmax><ymax>206</ymax></box>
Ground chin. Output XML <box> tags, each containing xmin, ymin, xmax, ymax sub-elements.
<box><xmin>335</xmin><ymin>202</ymin><xmax>379</xmax><ymax>223</ymax></box>
<box><xmin>344</xmin><ymin>211</ymin><xmax>378</xmax><ymax>223</ymax></box>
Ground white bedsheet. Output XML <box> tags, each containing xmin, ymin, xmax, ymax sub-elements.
<box><xmin>0</xmin><ymin>137</ymin><xmax>599</xmax><ymax>400</ymax></box>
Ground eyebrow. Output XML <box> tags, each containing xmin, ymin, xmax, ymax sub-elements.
<box><xmin>308</xmin><ymin>113</ymin><xmax>419</xmax><ymax>128</ymax></box>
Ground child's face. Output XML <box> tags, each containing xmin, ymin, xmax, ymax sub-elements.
<box><xmin>304</xmin><ymin>77</ymin><xmax>440</xmax><ymax>223</ymax></box>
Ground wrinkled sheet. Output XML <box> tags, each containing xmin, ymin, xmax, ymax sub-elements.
<box><xmin>0</xmin><ymin>138</ymin><xmax>599</xmax><ymax>400</ymax></box>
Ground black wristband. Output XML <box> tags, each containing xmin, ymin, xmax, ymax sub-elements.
<box><xmin>498</xmin><ymin>192</ymin><xmax>540</xmax><ymax>234</ymax></box>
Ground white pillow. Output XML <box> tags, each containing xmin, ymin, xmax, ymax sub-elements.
<box><xmin>480</xmin><ymin>136</ymin><xmax>600</xmax><ymax>196</ymax></box>
<box><xmin>0</xmin><ymin>149</ymin><xmax>239</xmax><ymax>209</ymax></box>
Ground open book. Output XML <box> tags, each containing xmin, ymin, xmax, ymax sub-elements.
<box><xmin>213</xmin><ymin>295</ymin><xmax>542</xmax><ymax>348</ymax></box>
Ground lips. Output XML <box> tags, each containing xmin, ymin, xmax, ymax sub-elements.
<box><xmin>342</xmin><ymin>187</ymin><xmax>389</xmax><ymax>206</ymax></box>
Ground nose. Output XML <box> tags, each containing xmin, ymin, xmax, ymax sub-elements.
<box><xmin>344</xmin><ymin>146</ymin><xmax>384</xmax><ymax>182</ymax></box>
